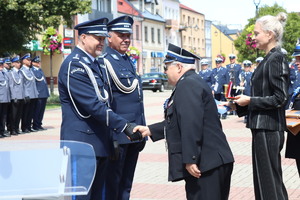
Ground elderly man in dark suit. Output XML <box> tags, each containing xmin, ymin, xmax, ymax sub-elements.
<box><xmin>58</xmin><ymin>17</ymin><xmax>141</xmax><ymax>200</ymax></box>
<box><xmin>134</xmin><ymin>43</ymin><xmax>234</xmax><ymax>200</ymax></box>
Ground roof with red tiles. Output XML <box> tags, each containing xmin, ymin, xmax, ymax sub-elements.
<box><xmin>180</xmin><ymin>3</ymin><xmax>202</xmax><ymax>15</ymax></box>
<box><xmin>117</xmin><ymin>0</ymin><xmax>142</xmax><ymax>17</ymax></box>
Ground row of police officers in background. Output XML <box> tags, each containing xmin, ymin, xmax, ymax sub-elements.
<box><xmin>198</xmin><ymin>54</ymin><xmax>264</xmax><ymax>119</ymax></box>
<box><xmin>0</xmin><ymin>54</ymin><xmax>49</xmax><ymax>138</ymax></box>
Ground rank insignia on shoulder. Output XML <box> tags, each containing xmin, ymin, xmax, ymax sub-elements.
<box><xmin>83</xmin><ymin>57</ymin><xmax>91</xmax><ymax>64</ymax></box>
<box><xmin>73</xmin><ymin>54</ymin><xmax>80</xmax><ymax>60</ymax></box>
<box><xmin>111</xmin><ymin>54</ymin><xmax>119</xmax><ymax>60</ymax></box>
<box><xmin>99</xmin><ymin>53</ymin><xmax>107</xmax><ymax>58</ymax></box>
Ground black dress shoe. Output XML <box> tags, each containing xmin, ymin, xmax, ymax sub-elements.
<box><xmin>22</xmin><ymin>129</ymin><xmax>30</xmax><ymax>133</ymax></box>
<box><xmin>29</xmin><ymin>128</ymin><xmax>38</xmax><ymax>132</ymax></box>
<box><xmin>38</xmin><ymin>126</ymin><xmax>47</xmax><ymax>131</ymax></box>
<box><xmin>11</xmin><ymin>131</ymin><xmax>18</xmax><ymax>136</ymax></box>
<box><xmin>0</xmin><ymin>134</ymin><xmax>4</xmax><ymax>138</ymax></box>
<box><xmin>3</xmin><ymin>133</ymin><xmax>11</xmax><ymax>137</ymax></box>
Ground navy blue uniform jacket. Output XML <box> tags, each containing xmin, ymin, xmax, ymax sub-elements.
<box><xmin>58</xmin><ymin>47</ymin><xmax>128</xmax><ymax>157</ymax></box>
<box><xmin>149</xmin><ymin>70</ymin><xmax>234</xmax><ymax>182</ymax></box>
<box><xmin>104</xmin><ymin>46</ymin><xmax>146</xmax><ymax>144</ymax></box>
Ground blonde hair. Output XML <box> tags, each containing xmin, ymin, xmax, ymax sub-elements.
<box><xmin>256</xmin><ymin>12</ymin><xmax>287</xmax><ymax>46</ymax></box>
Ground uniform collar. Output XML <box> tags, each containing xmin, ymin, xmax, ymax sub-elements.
<box><xmin>77</xmin><ymin>45</ymin><xmax>97</xmax><ymax>62</ymax></box>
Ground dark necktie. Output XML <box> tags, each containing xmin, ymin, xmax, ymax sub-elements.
<box><xmin>94</xmin><ymin>59</ymin><xmax>103</xmax><ymax>77</ymax></box>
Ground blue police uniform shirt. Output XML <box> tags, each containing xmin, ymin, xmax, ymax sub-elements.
<box><xmin>104</xmin><ymin>46</ymin><xmax>146</xmax><ymax>144</ymax></box>
<box><xmin>226</xmin><ymin>63</ymin><xmax>242</xmax><ymax>86</ymax></box>
<box><xmin>58</xmin><ymin>46</ymin><xmax>128</xmax><ymax>157</ymax></box>
<box><xmin>20</xmin><ymin>65</ymin><xmax>39</xmax><ymax>99</ymax></box>
<box><xmin>212</xmin><ymin>67</ymin><xmax>230</xmax><ymax>94</ymax></box>
<box><xmin>293</xmin><ymin>68</ymin><xmax>300</xmax><ymax>91</ymax></box>
<box><xmin>199</xmin><ymin>69</ymin><xmax>214</xmax><ymax>89</ymax></box>
<box><xmin>32</xmin><ymin>66</ymin><xmax>50</xmax><ymax>98</ymax></box>
<box><xmin>8</xmin><ymin>68</ymin><xmax>25</xmax><ymax>100</ymax></box>
<box><xmin>0</xmin><ymin>70</ymin><xmax>10</xmax><ymax>103</ymax></box>
<box><xmin>240</xmin><ymin>71</ymin><xmax>253</xmax><ymax>96</ymax></box>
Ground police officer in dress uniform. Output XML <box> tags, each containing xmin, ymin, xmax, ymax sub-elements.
<box><xmin>3</xmin><ymin>57</ymin><xmax>12</xmax><ymax>134</ymax></box>
<box><xmin>58</xmin><ymin>17</ymin><xmax>141</xmax><ymax>200</ymax></box>
<box><xmin>103</xmin><ymin>15</ymin><xmax>146</xmax><ymax>200</ymax></box>
<box><xmin>226</xmin><ymin>54</ymin><xmax>242</xmax><ymax>97</ymax></box>
<box><xmin>0</xmin><ymin>58</ymin><xmax>11</xmax><ymax>137</ymax></box>
<box><xmin>134</xmin><ymin>43</ymin><xmax>234</xmax><ymax>200</ymax></box>
<box><xmin>198</xmin><ymin>58</ymin><xmax>213</xmax><ymax>90</ymax></box>
<box><xmin>240</xmin><ymin>60</ymin><xmax>253</xmax><ymax>123</ymax></box>
<box><xmin>20</xmin><ymin>53</ymin><xmax>39</xmax><ymax>133</ymax></box>
<box><xmin>286</xmin><ymin>38</ymin><xmax>300</xmax><ymax>176</ymax></box>
<box><xmin>31</xmin><ymin>56</ymin><xmax>50</xmax><ymax>131</ymax></box>
<box><xmin>212</xmin><ymin>57</ymin><xmax>229</xmax><ymax>119</ymax></box>
<box><xmin>8</xmin><ymin>56</ymin><xmax>24</xmax><ymax>135</ymax></box>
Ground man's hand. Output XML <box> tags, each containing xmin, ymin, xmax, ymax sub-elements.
<box><xmin>133</xmin><ymin>126</ymin><xmax>151</xmax><ymax>138</ymax></box>
<box><xmin>124</xmin><ymin>123</ymin><xmax>143</xmax><ymax>141</ymax></box>
<box><xmin>186</xmin><ymin>164</ymin><xmax>201</xmax><ymax>178</ymax></box>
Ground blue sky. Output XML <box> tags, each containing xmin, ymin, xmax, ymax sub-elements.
<box><xmin>180</xmin><ymin>0</ymin><xmax>299</xmax><ymax>29</ymax></box>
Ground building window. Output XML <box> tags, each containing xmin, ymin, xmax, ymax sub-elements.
<box><xmin>151</xmin><ymin>27</ymin><xmax>155</xmax><ymax>43</ymax></box>
<box><xmin>136</xmin><ymin>25</ymin><xmax>139</xmax><ymax>40</ymax></box>
<box><xmin>145</xmin><ymin>26</ymin><xmax>148</xmax><ymax>42</ymax></box>
<box><xmin>157</xmin><ymin>29</ymin><xmax>161</xmax><ymax>44</ymax></box>
<box><xmin>96</xmin><ymin>0</ymin><xmax>111</xmax><ymax>12</ymax></box>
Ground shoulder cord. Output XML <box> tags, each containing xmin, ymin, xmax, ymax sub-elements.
<box><xmin>67</xmin><ymin>60</ymin><xmax>109</xmax><ymax>119</ymax></box>
<box><xmin>104</xmin><ymin>58</ymin><xmax>140</xmax><ymax>95</ymax></box>
<box><xmin>0</xmin><ymin>80</ymin><xmax>6</xmax><ymax>86</ymax></box>
<box><xmin>11</xmin><ymin>71</ymin><xmax>21</xmax><ymax>85</ymax></box>
<box><xmin>32</xmin><ymin>69</ymin><xmax>44</xmax><ymax>81</ymax></box>
<box><xmin>20</xmin><ymin>68</ymin><xmax>34</xmax><ymax>81</ymax></box>
<box><xmin>0</xmin><ymin>72</ymin><xmax>8</xmax><ymax>86</ymax></box>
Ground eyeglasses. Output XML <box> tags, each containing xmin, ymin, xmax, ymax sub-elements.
<box><xmin>164</xmin><ymin>62</ymin><xmax>177</xmax><ymax>71</ymax></box>
<box><xmin>229</xmin><ymin>57</ymin><xmax>235</xmax><ymax>59</ymax></box>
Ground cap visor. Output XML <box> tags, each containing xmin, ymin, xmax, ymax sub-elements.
<box><xmin>94</xmin><ymin>33</ymin><xmax>110</xmax><ymax>37</ymax></box>
<box><xmin>292</xmin><ymin>52</ymin><xmax>300</xmax><ymax>57</ymax></box>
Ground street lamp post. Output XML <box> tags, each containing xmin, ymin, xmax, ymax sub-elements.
<box><xmin>253</xmin><ymin>0</ymin><xmax>261</xmax><ymax>17</ymax></box>
<box><xmin>253</xmin><ymin>0</ymin><xmax>261</xmax><ymax>58</ymax></box>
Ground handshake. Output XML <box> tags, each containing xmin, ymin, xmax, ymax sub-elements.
<box><xmin>124</xmin><ymin>123</ymin><xmax>151</xmax><ymax>142</ymax></box>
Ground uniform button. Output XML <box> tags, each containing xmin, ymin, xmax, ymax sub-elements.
<box><xmin>114</xmin><ymin>128</ymin><xmax>117</xmax><ymax>131</ymax></box>
<box><xmin>87</xmin><ymin>129</ymin><xmax>90</xmax><ymax>133</ymax></box>
<box><xmin>192</xmin><ymin>156</ymin><xmax>196</xmax><ymax>160</ymax></box>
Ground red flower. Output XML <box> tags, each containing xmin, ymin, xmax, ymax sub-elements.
<box><xmin>245</xmin><ymin>33</ymin><xmax>256</xmax><ymax>49</ymax></box>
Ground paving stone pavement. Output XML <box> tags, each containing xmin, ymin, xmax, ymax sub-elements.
<box><xmin>2</xmin><ymin>90</ymin><xmax>300</xmax><ymax>200</ymax></box>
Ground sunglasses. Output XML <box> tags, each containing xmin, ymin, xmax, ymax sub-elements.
<box><xmin>164</xmin><ymin>62</ymin><xmax>178</xmax><ymax>71</ymax></box>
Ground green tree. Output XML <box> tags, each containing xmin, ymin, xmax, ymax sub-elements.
<box><xmin>0</xmin><ymin>0</ymin><xmax>92</xmax><ymax>55</ymax></box>
<box><xmin>234</xmin><ymin>3</ymin><xmax>300</xmax><ymax>63</ymax></box>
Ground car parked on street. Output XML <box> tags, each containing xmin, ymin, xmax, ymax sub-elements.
<box><xmin>141</xmin><ymin>72</ymin><xmax>171</xmax><ymax>92</ymax></box>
